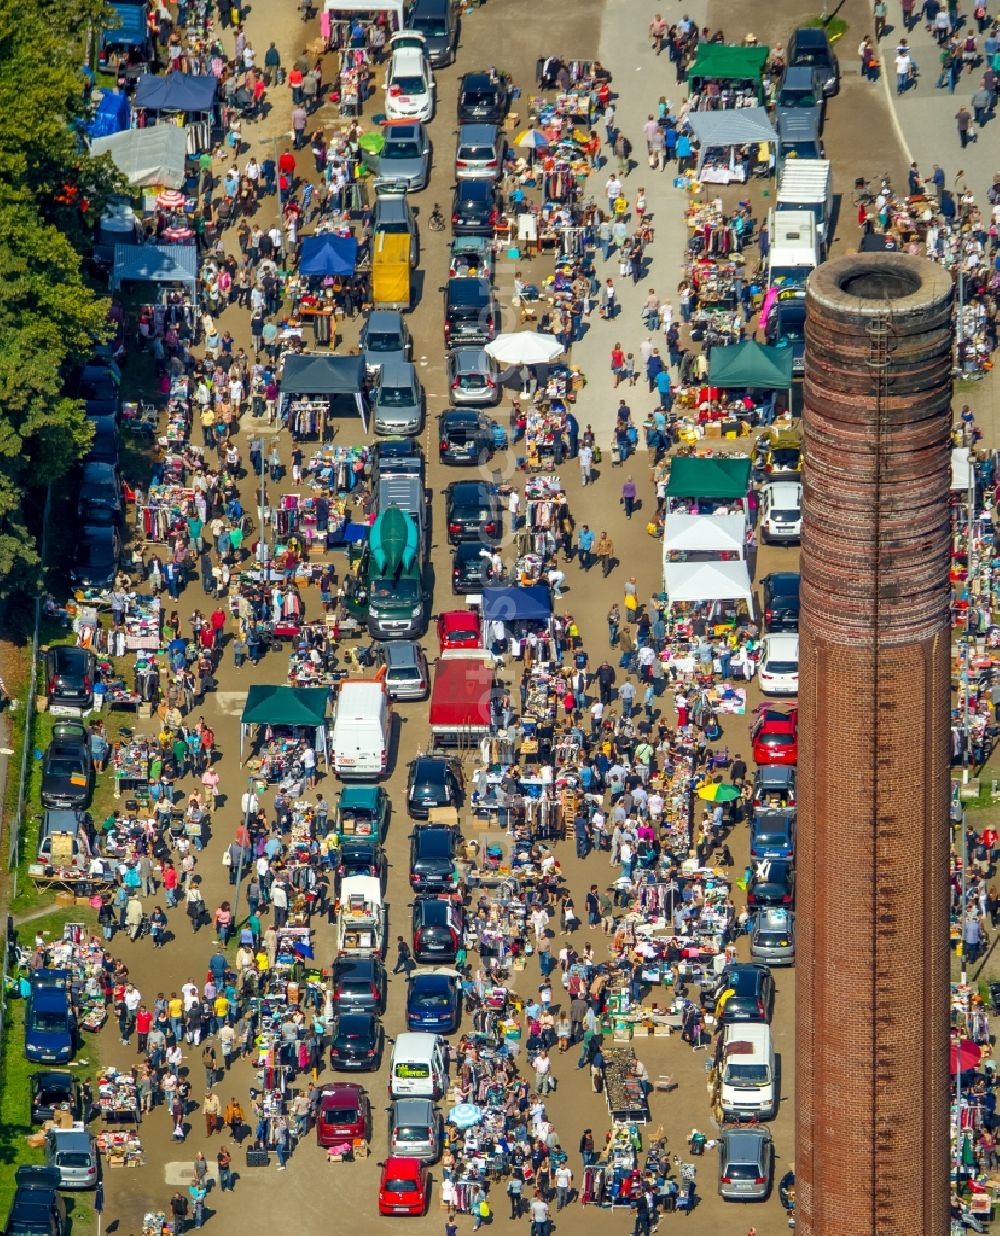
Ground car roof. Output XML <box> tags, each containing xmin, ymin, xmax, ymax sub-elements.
<box><xmin>366</xmin><ymin>308</ymin><xmax>405</xmax><ymax>331</ymax></box>
<box><xmin>791</xmin><ymin>26</ymin><xmax>831</xmax><ymax>47</ymax></box>
<box><xmin>440</xmin><ymin>608</ymin><xmax>479</xmax><ymax>626</ymax></box>
<box><xmin>765</xmin><ymin>571</ymin><xmax>800</xmax><ymax>588</ymax></box>
<box><xmin>410</xmin><ymin>964</ymin><xmax>455</xmax><ymax>980</ymax></box>
<box><xmin>50</xmin><ymin>645</ymin><xmax>91</xmax><ymax>666</ymax></box>
<box><xmin>333</xmin><ymin>954</ymin><xmax>380</xmax><ymax>973</ymax></box>
<box><xmin>461</xmin><ymin>71</ymin><xmax>497</xmax><ymax>88</ymax></box>
<box><xmin>756</xmin><ymin>764</ymin><xmax>795</xmax><ymax>783</ymax></box>
<box><xmin>412</xmin><ymin>755</ymin><xmax>451</xmax><ymax>773</ymax></box>
<box><xmin>722</xmin><ymin>1125</ymin><xmax>772</xmax><ymax>1151</ymax></box>
<box><xmin>390</xmin><ymin>47</ymin><xmax>428</xmax><ymax>72</ymax></box>
<box><xmin>339</xmin><ymin>785</ymin><xmax>383</xmax><ymax>807</ymax></box>
<box><xmin>319</xmin><ymin>1081</ymin><xmax>364</xmax><ymax>1101</ymax></box>
<box><xmin>455</xmin><ymin>178</ymin><xmax>494</xmax><ymax>198</ymax></box>
<box><xmin>451</xmin><ymin>347</ymin><xmax>490</xmax><ymax>371</ymax></box>
<box><xmin>781</xmin><ymin>64</ymin><xmax>823</xmax><ymax>84</ymax></box>
<box><xmin>379</xmin><ymin>358</ymin><xmax>417</xmax><ymax>384</ymax></box>
<box><xmin>393</xmin><ymin>1096</ymin><xmax>436</xmax><ymax>1118</ymax></box>
<box><xmin>458</xmin><ymin>122</ymin><xmax>499</xmax><ymax>142</ymax></box>
<box><xmin>449</xmin><ymin>479</ymin><xmax>493</xmax><ymax>498</ymax></box>
<box><xmin>763</xmin><ymin>633</ymin><xmax>799</xmax><ymax>654</ymax></box>
<box><xmin>446</xmin><ymin>277</ymin><xmax>492</xmax><ymax>302</ymax></box>
<box><xmin>765</xmin><ymin>480</ymin><xmax>802</xmax><ymax>500</ymax></box>
<box><xmin>385</xmin><ymin>641</ymin><xmax>422</xmax><ymax>668</ymax></box>
<box><xmin>384</xmin><ymin>122</ymin><xmax>423</xmax><ymax>140</ymax></box>
<box><xmin>442</xmin><ymin>407</ymin><xmax>484</xmax><ymax>423</ymax></box>
<box><xmin>47</xmin><ymin>1128</ymin><xmax>92</xmax><ymax>1148</ymax></box>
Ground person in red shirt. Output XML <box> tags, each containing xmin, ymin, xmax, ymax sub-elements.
<box><xmin>135</xmin><ymin>1004</ymin><xmax>152</xmax><ymax>1054</ymax></box>
<box><xmin>162</xmin><ymin>862</ymin><xmax>179</xmax><ymax>908</ymax></box>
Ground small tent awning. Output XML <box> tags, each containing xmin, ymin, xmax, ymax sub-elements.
<box><xmin>481</xmin><ymin>585</ymin><xmax>552</xmax><ymax>623</ymax></box>
<box><xmin>324</xmin><ymin>0</ymin><xmax>404</xmax><ymax>27</ymax></box>
<box><xmin>689</xmin><ymin>43</ymin><xmax>769</xmax><ymax>85</ymax></box>
<box><xmin>687</xmin><ymin>107</ymin><xmax>776</xmax><ymax>150</ymax></box>
<box><xmin>91</xmin><ymin>125</ymin><xmax>187</xmax><ymax>188</ymax></box>
<box><xmin>111</xmin><ymin>243</ymin><xmax>198</xmax><ymax>289</ymax></box>
<box><xmin>299</xmin><ymin>233</ymin><xmax>358</xmax><ymax>277</ymax></box>
<box><xmin>280</xmin><ymin>353</ymin><xmax>364</xmax><ymax>396</ymax></box>
<box><xmin>707</xmin><ymin>341</ymin><xmax>794</xmax><ymax>390</ymax></box>
<box><xmin>666</xmin><ymin>456</ymin><xmax>752</xmax><ymax>500</ymax></box>
<box><xmin>240</xmin><ymin>685</ymin><xmax>330</xmax><ymax>762</ymax></box>
<box><xmin>662</xmin><ymin>513</ymin><xmax>747</xmax><ymax>556</ymax></box>
<box><xmin>134</xmin><ymin>72</ymin><xmax>218</xmax><ymax>113</ymax></box>
<box><xmin>663</xmin><ymin>560</ymin><xmax>754</xmax><ymax>609</ymax></box>
<box><xmin>952</xmin><ymin>447</ymin><xmax>974</xmax><ymax>492</ymax></box>
<box><xmin>86</xmin><ymin>90</ymin><xmax>132</xmax><ymax>139</ymax></box>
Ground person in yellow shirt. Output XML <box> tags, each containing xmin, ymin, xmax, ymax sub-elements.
<box><xmin>168</xmin><ymin>993</ymin><xmax>184</xmax><ymax>1040</ymax></box>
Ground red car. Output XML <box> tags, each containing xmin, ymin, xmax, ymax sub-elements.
<box><xmin>750</xmin><ymin>707</ymin><xmax>798</xmax><ymax>766</ymax></box>
<box><xmin>436</xmin><ymin>608</ymin><xmax>482</xmax><ymax>651</ymax></box>
<box><xmin>315</xmin><ymin>1082</ymin><xmax>371</xmax><ymax>1147</ymax></box>
<box><xmin>378</xmin><ymin>1156</ymin><xmax>429</xmax><ymax>1216</ymax></box>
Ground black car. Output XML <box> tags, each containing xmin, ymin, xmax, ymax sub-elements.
<box><xmin>766</xmin><ymin>295</ymin><xmax>806</xmax><ymax>376</ymax></box>
<box><xmin>451</xmin><ymin>540</ymin><xmax>490</xmax><ymax>593</ymax></box>
<box><xmin>439</xmin><ymin>409</ymin><xmax>495</xmax><ymax>466</ymax></box>
<box><xmin>83</xmin><ymin>418</ymin><xmax>121</xmax><ymax>466</ymax></box>
<box><xmin>30</xmin><ymin>1072</ymin><xmax>85</xmax><ymax>1125</ymax></box>
<box><xmin>6</xmin><ymin>1167</ymin><xmax>66</xmax><ymax>1236</ymax></box>
<box><xmin>787</xmin><ymin>26</ymin><xmax>839</xmax><ymax>94</ymax></box>
<box><xmin>450</xmin><ymin>179</ymin><xmax>498</xmax><ymax>236</ymax></box>
<box><xmin>457</xmin><ymin>71</ymin><xmax>510</xmax><ymax>123</ymax></box>
<box><xmin>75</xmin><ymin>361</ymin><xmax>120</xmax><ymax>404</ymax></box>
<box><xmin>372</xmin><ymin>437</ymin><xmax>425</xmax><ymax>484</ymax></box>
<box><xmin>70</xmin><ymin>523</ymin><xmax>121</xmax><ymax>591</ymax></box>
<box><xmin>761</xmin><ymin>572</ymin><xmax>800</xmax><ymax>633</ymax></box>
<box><xmin>40</xmin><ymin>724</ymin><xmax>93</xmax><ymax>810</ymax></box>
<box><xmin>77</xmin><ymin>461</ymin><xmax>122</xmax><ymax>517</ymax></box>
<box><xmin>330</xmin><ymin>956</ymin><xmax>387</xmax><ymax>1014</ymax></box>
<box><xmin>83</xmin><ymin>398</ymin><xmax>120</xmax><ymax>424</ymax></box>
<box><xmin>329</xmin><ymin>1010</ymin><xmax>384</xmax><ymax>1072</ymax></box>
<box><xmin>445</xmin><ymin>480</ymin><xmax>502</xmax><ymax>546</ymax></box>
<box><xmin>407</xmin><ymin>756</ymin><xmax>463</xmax><ymax>819</ymax></box>
<box><xmin>747</xmin><ymin>859</ymin><xmax>795</xmax><ymax>909</ymax></box>
<box><xmin>44</xmin><ymin>646</ymin><xmax>96</xmax><ymax>715</ymax></box>
<box><xmin>337</xmin><ymin>837</ymin><xmax>387</xmax><ymax>887</ymax></box>
<box><xmin>412</xmin><ymin>896</ymin><xmax>462</xmax><ymax>962</ymax></box>
<box><xmin>702</xmin><ymin>963</ymin><xmax>774</xmax><ymax>1024</ymax></box>
<box><xmin>443</xmin><ymin>278</ymin><xmax>500</xmax><ymax>349</ymax></box>
<box><xmin>409</xmin><ymin>824</ymin><xmax>458</xmax><ymax>891</ymax></box>
<box><xmin>405</xmin><ymin>0</ymin><xmax>458</xmax><ymax>66</ymax></box>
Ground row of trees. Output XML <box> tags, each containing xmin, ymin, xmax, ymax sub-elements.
<box><xmin>0</xmin><ymin>0</ymin><xmax>124</xmax><ymax>602</ymax></box>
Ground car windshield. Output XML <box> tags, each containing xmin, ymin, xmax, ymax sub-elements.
<box><xmin>47</xmin><ymin>757</ymin><xmax>86</xmax><ymax>778</ymax></box>
<box><xmin>30</xmin><ymin>1010</ymin><xmax>67</xmax><ymax>1031</ymax></box>
<box><xmin>371</xmin><ymin>578</ymin><xmax>419</xmax><ymax>601</ymax></box>
<box><xmin>384</xmin><ymin>141</ymin><xmax>422</xmax><ymax>158</ymax></box>
<box><xmin>367</xmin><ymin>331</ymin><xmax>403</xmax><ymax>352</ymax></box>
<box><xmin>394</xmin><ymin>75</ymin><xmax>427</xmax><ymax>94</ymax></box>
<box><xmin>411</xmin><ymin>14</ymin><xmax>447</xmax><ymax>32</ymax></box>
<box><xmin>462</xmin><ymin>88</ymin><xmax>496</xmax><ymax>106</ymax></box>
<box><xmin>322</xmin><ymin>1106</ymin><xmax>360</xmax><ymax>1123</ymax></box>
<box><xmin>379</xmin><ymin>384</ymin><xmax>416</xmax><ymax>407</ymax></box>
<box><xmin>725</xmin><ymin>1063</ymin><xmax>770</xmax><ymax>1085</ymax></box>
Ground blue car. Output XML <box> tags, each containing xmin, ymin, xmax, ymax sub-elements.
<box><xmin>25</xmin><ymin>973</ymin><xmax>75</xmax><ymax>1064</ymax></box>
<box><xmin>406</xmin><ymin>972</ymin><xmax>460</xmax><ymax>1034</ymax></box>
<box><xmin>749</xmin><ymin>808</ymin><xmax>796</xmax><ymax>861</ymax></box>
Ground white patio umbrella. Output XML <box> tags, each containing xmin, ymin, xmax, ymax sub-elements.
<box><xmin>485</xmin><ymin>332</ymin><xmax>564</xmax><ymax>366</ymax></box>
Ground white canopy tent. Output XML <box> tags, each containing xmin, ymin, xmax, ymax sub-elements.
<box><xmin>662</xmin><ymin>513</ymin><xmax>747</xmax><ymax>559</ymax></box>
<box><xmin>324</xmin><ymin>0</ymin><xmax>404</xmax><ymax>25</ymax></box>
<box><xmin>951</xmin><ymin>447</ymin><xmax>974</xmax><ymax>493</ymax></box>
<box><xmin>90</xmin><ymin>126</ymin><xmax>187</xmax><ymax>189</ymax></box>
<box><xmin>662</xmin><ymin>559</ymin><xmax>754</xmax><ymax>609</ymax></box>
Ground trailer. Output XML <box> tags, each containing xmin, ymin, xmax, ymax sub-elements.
<box><xmin>336</xmin><ymin>874</ymin><xmax>386</xmax><ymax>957</ymax></box>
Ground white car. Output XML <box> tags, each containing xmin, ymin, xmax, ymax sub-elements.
<box><xmin>758</xmin><ymin>633</ymin><xmax>799</xmax><ymax>696</ymax></box>
<box><xmin>760</xmin><ymin>480</ymin><xmax>803</xmax><ymax>544</ymax></box>
<box><xmin>384</xmin><ymin>45</ymin><xmax>435</xmax><ymax>122</ymax></box>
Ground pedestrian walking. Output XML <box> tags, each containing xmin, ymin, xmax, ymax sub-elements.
<box><xmin>957</xmin><ymin>104</ymin><xmax>973</xmax><ymax>145</ymax></box>
<box><xmin>393</xmin><ymin>935</ymin><xmax>415</xmax><ymax>974</ymax></box>
<box><xmin>579</xmin><ymin>443</ymin><xmax>593</xmax><ymax>485</ymax></box>
<box><xmin>217</xmin><ymin>1145</ymin><xmax>234</xmax><ymax>1192</ymax></box>
<box><xmin>621</xmin><ymin>477</ymin><xmax>637</xmax><ymax>519</ymax></box>
<box><xmin>596</xmin><ymin>532</ymin><xmax>615</xmax><ymax>577</ymax></box>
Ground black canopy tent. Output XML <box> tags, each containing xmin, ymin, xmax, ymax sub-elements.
<box><xmin>279</xmin><ymin>353</ymin><xmax>368</xmax><ymax>434</ymax></box>
<box><xmin>133</xmin><ymin>73</ymin><xmax>219</xmax><ymax>151</ymax></box>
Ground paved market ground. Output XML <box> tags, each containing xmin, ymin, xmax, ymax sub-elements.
<box><xmin>21</xmin><ymin>0</ymin><xmax>1000</xmax><ymax>1232</ymax></box>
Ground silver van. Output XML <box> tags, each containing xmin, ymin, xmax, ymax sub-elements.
<box><xmin>388</xmin><ymin>1097</ymin><xmax>441</xmax><ymax>1161</ymax></box>
<box><xmin>45</xmin><ymin>1125</ymin><xmax>99</xmax><ymax>1189</ymax></box>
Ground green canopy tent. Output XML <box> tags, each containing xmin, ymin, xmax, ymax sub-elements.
<box><xmin>707</xmin><ymin>341</ymin><xmax>794</xmax><ymax>390</ymax></box>
<box><xmin>665</xmin><ymin>455</ymin><xmax>752</xmax><ymax>504</ymax></box>
<box><xmin>688</xmin><ymin>44</ymin><xmax>770</xmax><ymax>103</ymax></box>
<box><xmin>240</xmin><ymin>685</ymin><xmax>330</xmax><ymax>763</ymax></box>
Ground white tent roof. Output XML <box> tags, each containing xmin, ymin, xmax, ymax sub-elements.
<box><xmin>90</xmin><ymin>125</ymin><xmax>187</xmax><ymax>188</ymax></box>
<box><xmin>325</xmin><ymin>0</ymin><xmax>404</xmax><ymax>25</ymax></box>
<box><xmin>663</xmin><ymin>559</ymin><xmax>754</xmax><ymax>608</ymax></box>
<box><xmin>662</xmin><ymin>513</ymin><xmax>747</xmax><ymax>557</ymax></box>
<box><xmin>687</xmin><ymin>107</ymin><xmax>776</xmax><ymax>149</ymax></box>
<box><xmin>951</xmin><ymin>447</ymin><xmax>973</xmax><ymax>492</ymax></box>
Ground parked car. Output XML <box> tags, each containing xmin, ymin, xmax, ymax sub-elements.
<box><xmin>457</xmin><ymin>70</ymin><xmax>510</xmax><ymax>122</ymax></box>
<box><xmin>455</xmin><ymin>122</ymin><xmax>505</xmax><ymax>181</ymax></box>
<box><xmin>37</xmin><ymin>808</ymin><xmax>91</xmax><ymax>871</ymax></box>
<box><xmin>406</xmin><ymin>968</ymin><xmax>460</xmax><ymax>1029</ymax></box>
<box><xmin>44</xmin><ymin>1126</ymin><xmax>99</xmax><ymax>1190</ymax></box>
<box><xmin>82</xmin><ymin>418</ymin><xmax>121</xmax><ymax>466</ymax></box>
<box><xmin>404</xmin><ymin>0</ymin><xmax>458</xmax><ymax>66</ymax></box>
<box><xmin>788</xmin><ymin>25</ymin><xmax>839</xmax><ymax>94</ymax></box>
<box><xmin>30</xmin><ymin>1071</ymin><xmax>86</xmax><ymax>1125</ymax></box>
<box><xmin>750</xmin><ymin>707</ymin><xmax>798</xmax><ymax>765</ymax></box>
<box><xmin>330</xmin><ymin>956</ymin><xmax>387</xmax><ymax>1015</ymax></box>
<box><xmin>750</xmin><ymin>807</ymin><xmax>796</xmax><ymax>861</ymax></box>
<box><xmin>25</xmin><ymin>973</ymin><xmax>75</xmax><ymax>1063</ymax></box>
<box><xmin>373</xmin><ymin>185</ymin><xmax>419</xmax><ymax>268</ymax></box>
<box><xmin>379</xmin><ymin>640</ymin><xmax>430</xmax><ymax>702</ymax></box>
<box><xmin>334</xmin><ymin>785</ymin><xmax>390</xmax><ymax>842</ymax></box>
<box><xmin>407</xmin><ymin>757</ymin><xmax>463</xmax><ymax>820</ymax></box>
<box><xmin>336</xmin><ymin>838</ymin><xmax>387</xmax><ymax>888</ymax></box>
<box><xmin>439</xmin><ymin>408</ymin><xmax>497</xmax><ymax>464</ymax></box>
<box><xmin>75</xmin><ymin>360</ymin><xmax>120</xmax><ymax>403</ymax></box>
<box><xmin>445</xmin><ymin>480</ymin><xmax>501</xmax><ymax>544</ymax></box>
<box><xmin>69</xmin><ymin>523</ymin><xmax>121</xmax><ymax>591</ymax></box>
<box><xmin>40</xmin><ymin>724</ymin><xmax>93</xmax><ymax>810</ymax></box>
<box><xmin>329</xmin><ymin>1011</ymin><xmax>384</xmax><ymax>1072</ymax></box>
<box><xmin>752</xmin><ymin>764</ymin><xmax>797</xmax><ymax>809</ymax></box>
<box><xmin>437</xmin><ymin>609</ymin><xmax>482</xmax><ymax>651</ymax></box>
<box><xmin>776</xmin><ymin>63</ymin><xmax>826</xmax><ymax>109</ymax></box>
<box><xmin>448</xmin><ymin>235</ymin><xmax>493</xmax><ymax>280</ymax></box>
<box><xmin>443</xmin><ymin>278</ymin><xmax>500</xmax><ymax>349</ymax></box>
<box><xmin>315</xmin><ymin>1082</ymin><xmax>371</xmax><ymax>1147</ymax></box>
<box><xmin>718</xmin><ymin>1125</ymin><xmax>774</xmax><ymax>1202</ymax></box>
<box><xmin>451</xmin><ymin>540</ymin><xmax>489</xmax><ymax>594</ymax></box>
<box><xmin>703</xmin><ymin>963</ymin><xmax>774</xmax><ymax>1024</ymax></box>
<box><xmin>378</xmin><ymin>1156</ymin><xmax>429</xmax><ymax>1216</ymax></box>
<box><xmin>387</xmin><ymin>1097</ymin><xmax>440</xmax><ymax>1163</ymax></box>
<box><xmin>77</xmin><ymin>461</ymin><xmax>122</xmax><ymax>517</ymax></box>
<box><xmin>361</xmin><ymin>309</ymin><xmax>412</xmax><ymax>377</ymax></box>
<box><xmin>759</xmin><ymin>480</ymin><xmax>802</xmax><ymax>544</ymax></box>
<box><xmin>408</xmin><ymin>823</ymin><xmax>459</xmax><ymax>889</ymax></box>
<box><xmin>766</xmin><ymin>294</ymin><xmax>807</xmax><ymax>376</ymax></box>
<box><xmin>374</xmin><ymin>121</ymin><xmax>430</xmax><ymax>190</ymax></box>
<box><xmin>451</xmin><ymin>178</ymin><xmax>498</xmax><ymax>235</ymax></box>
<box><xmin>384</xmin><ymin>42</ymin><xmax>435</xmax><ymax>122</ymax></box>
<box><xmin>760</xmin><ymin>572</ymin><xmax>800</xmax><ymax>633</ymax></box>
<box><xmin>747</xmin><ymin>859</ymin><xmax>795</xmax><ymax>909</ymax></box>
<box><xmin>5</xmin><ymin>1166</ymin><xmax>66</xmax><ymax>1236</ymax></box>
<box><xmin>411</xmin><ymin>901</ymin><xmax>463</xmax><ymax>966</ymax></box>
<box><xmin>44</xmin><ymin>646</ymin><xmax>96</xmax><ymax>715</ymax></box>
<box><xmin>372</xmin><ymin>436</ymin><xmax>424</xmax><ymax>484</ymax></box>
<box><xmin>758</xmin><ymin>634</ymin><xmax>799</xmax><ymax>696</ymax></box>
<box><xmin>448</xmin><ymin>347</ymin><xmax>500</xmax><ymax>406</ymax></box>
<box><xmin>371</xmin><ymin>359</ymin><xmax>424</xmax><ymax>436</ymax></box>
<box><xmin>750</xmin><ymin>906</ymin><xmax>796</xmax><ymax>966</ymax></box>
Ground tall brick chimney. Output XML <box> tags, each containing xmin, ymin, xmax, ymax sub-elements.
<box><xmin>796</xmin><ymin>254</ymin><xmax>952</xmax><ymax>1236</ymax></box>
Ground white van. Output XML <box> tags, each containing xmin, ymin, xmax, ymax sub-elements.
<box><xmin>389</xmin><ymin>1032</ymin><xmax>448</xmax><ymax>1099</ymax></box>
<box><xmin>332</xmin><ymin>680</ymin><xmax>391</xmax><ymax>779</ymax></box>
<box><xmin>719</xmin><ymin>1023</ymin><xmax>777</xmax><ymax>1121</ymax></box>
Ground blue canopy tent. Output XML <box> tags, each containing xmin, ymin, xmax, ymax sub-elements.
<box><xmin>134</xmin><ymin>74</ymin><xmax>218</xmax><ymax>151</ymax></box>
<box><xmin>298</xmin><ymin>234</ymin><xmax>358</xmax><ymax>278</ymax></box>
<box><xmin>481</xmin><ymin>585</ymin><xmax>552</xmax><ymax>623</ymax></box>
<box><xmin>86</xmin><ymin>90</ymin><xmax>131</xmax><ymax>139</ymax></box>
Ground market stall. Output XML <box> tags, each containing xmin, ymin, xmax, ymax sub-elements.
<box><xmin>479</xmin><ymin>585</ymin><xmax>554</xmax><ymax>657</ymax></box>
<box><xmin>664</xmin><ymin>456</ymin><xmax>752</xmax><ymax>516</ymax></box>
<box><xmin>686</xmin><ymin>108</ymin><xmax>776</xmax><ymax>184</ymax></box>
<box><xmin>90</xmin><ymin>125</ymin><xmax>188</xmax><ymax>195</ymax></box>
<box><xmin>279</xmin><ymin>353</ymin><xmax>368</xmax><ymax>437</ymax></box>
<box><xmin>133</xmin><ymin>72</ymin><xmax>219</xmax><ymax>152</ymax></box>
<box><xmin>240</xmin><ymin>684</ymin><xmax>331</xmax><ymax>767</ymax></box>
<box><xmin>662</xmin><ymin>559</ymin><xmax>754</xmax><ymax>611</ymax></box>
<box><xmin>296</xmin><ymin>235</ymin><xmax>361</xmax><ymax>342</ymax></box>
<box><xmin>687</xmin><ymin>44</ymin><xmax>769</xmax><ymax>111</ymax></box>
<box><xmin>111</xmin><ymin>244</ymin><xmax>199</xmax><ymax>293</ymax></box>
